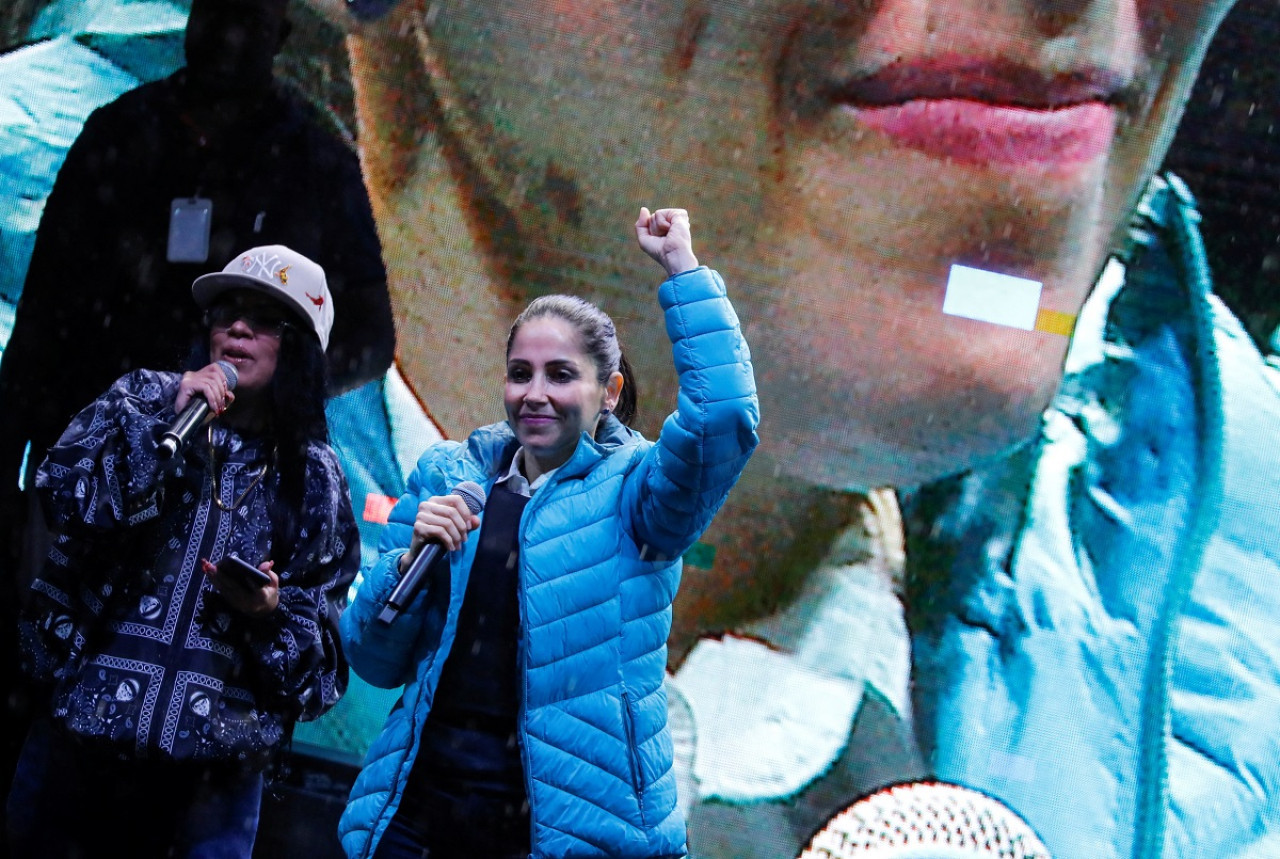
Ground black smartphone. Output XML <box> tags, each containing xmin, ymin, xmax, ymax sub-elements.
<box><xmin>220</xmin><ymin>554</ymin><xmax>272</xmax><ymax>588</ymax></box>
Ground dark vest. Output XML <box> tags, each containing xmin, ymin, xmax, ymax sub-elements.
<box><xmin>396</xmin><ymin>483</ymin><xmax>531</xmax><ymax>847</ymax></box>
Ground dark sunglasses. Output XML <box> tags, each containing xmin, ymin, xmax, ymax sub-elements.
<box><xmin>206</xmin><ymin>302</ymin><xmax>293</xmax><ymax>335</ymax></box>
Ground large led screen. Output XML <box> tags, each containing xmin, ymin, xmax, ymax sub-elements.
<box><xmin>1</xmin><ymin>0</ymin><xmax>1277</xmax><ymax>857</ymax></box>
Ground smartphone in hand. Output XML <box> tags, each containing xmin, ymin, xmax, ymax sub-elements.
<box><xmin>220</xmin><ymin>554</ymin><xmax>272</xmax><ymax>589</ymax></box>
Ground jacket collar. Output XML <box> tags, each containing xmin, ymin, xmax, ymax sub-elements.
<box><xmin>466</xmin><ymin>416</ymin><xmax>644</xmax><ymax>481</ymax></box>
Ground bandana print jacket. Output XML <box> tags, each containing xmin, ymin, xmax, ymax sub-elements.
<box><xmin>18</xmin><ymin>370</ymin><xmax>358</xmax><ymax>769</ymax></box>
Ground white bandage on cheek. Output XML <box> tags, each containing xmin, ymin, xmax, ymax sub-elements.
<box><xmin>942</xmin><ymin>263</ymin><xmax>1076</xmax><ymax>336</ymax></box>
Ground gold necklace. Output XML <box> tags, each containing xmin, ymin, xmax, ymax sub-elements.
<box><xmin>207</xmin><ymin>425</ymin><xmax>271</xmax><ymax>511</ymax></box>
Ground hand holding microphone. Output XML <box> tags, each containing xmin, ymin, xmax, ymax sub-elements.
<box><xmin>158</xmin><ymin>360</ymin><xmax>237</xmax><ymax>459</ymax></box>
<box><xmin>379</xmin><ymin>481</ymin><xmax>486</xmax><ymax>624</ymax></box>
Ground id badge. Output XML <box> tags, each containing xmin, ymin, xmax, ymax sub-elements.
<box><xmin>167</xmin><ymin>197</ymin><xmax>212</xmax><ymax>263</ymax></box>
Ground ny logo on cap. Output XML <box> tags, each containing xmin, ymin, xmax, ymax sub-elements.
<box><xmin>240</xmin><ymin>251</ymin><xmax>290</xmax><ymax>285</ymax></box>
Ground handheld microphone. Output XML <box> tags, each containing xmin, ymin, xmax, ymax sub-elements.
<box><xmin>796</xmin><ymin>782</ymin><xmax>1051</xmax><ymax>859</ymax></box>
<box><xmin>378</xmin><ymin>481</ymin><xmax>487</xmax><ymax>624</ymax></box>
<box><xmin>157</xmin><ymin>360</ymin><xmax>238</xmax><ymax>460</ymax></box>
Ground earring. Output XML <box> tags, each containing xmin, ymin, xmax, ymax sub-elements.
<box><xmin>600</xmin><ymin>408</ymin><xmax>612</xmax><ymax>417</ymax></box>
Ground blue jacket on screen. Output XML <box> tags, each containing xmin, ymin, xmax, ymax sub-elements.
<box><xmin>905</xmin><ymin>175</ymin><xmax>1280</xmax><ymax>858</ymax></box>
<box><xmin>338</xmin><ymin>266</ymin><xmax>759</xmax><ymax>859</ymax></box>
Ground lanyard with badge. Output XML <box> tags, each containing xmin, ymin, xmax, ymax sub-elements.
<box><xmin>167</xmin><ymin>195</ymin><xmax>213</xmax><ymax>263</ymax></box>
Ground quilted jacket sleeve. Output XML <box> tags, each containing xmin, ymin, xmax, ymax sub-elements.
<box><xmin>340</xmin><ymin>446</ymin><xmax>449</xmax><ymax>688</ymax></box>
<box><xmin>622</xmin><ymin>266</ymin><xmax>759</xmax><ymax>559</ymax></box>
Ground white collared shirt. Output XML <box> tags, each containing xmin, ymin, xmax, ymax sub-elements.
<box><xmin>494</xmin><ymin>448</ymin><xmax>558</xmax><ymax>498</ymax></box>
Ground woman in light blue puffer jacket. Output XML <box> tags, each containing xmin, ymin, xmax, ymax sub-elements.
<box><xmin>338</xmin><ymin>207</ymin><xmax>758</xmax><ymax>859</ymax></box>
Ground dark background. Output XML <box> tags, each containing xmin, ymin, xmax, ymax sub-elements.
<box><xmin>1163</xmin><ymin>0</ymin><xmax>1280</xmax><ymax>351</ymax></box>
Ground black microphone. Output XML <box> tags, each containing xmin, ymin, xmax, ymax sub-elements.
<box><xmin>157</xmin><ymin>360</ymin><xmax>238</xmax><ymax>460</ymax></box>
<box><xmin>378</xmin><ymin>481</ymin><xmax>487</xmax><ymax>624</ymax></box>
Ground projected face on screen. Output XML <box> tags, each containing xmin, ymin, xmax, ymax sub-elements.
<box><xmin>6</xmin><ymin>2</ymin><xmax>1278</xmax><ymax>858</ymax></box>
<box><xmin>316</xmin><ymin>0</ymin><xmax>1233</xmax><ymax>490</ymax></box>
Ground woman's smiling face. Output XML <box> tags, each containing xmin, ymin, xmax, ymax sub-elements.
<box><xmin>318</xmin><ymin>0</ymin><xmax>1234</xmax><ymax>489</ymax></box>
<box><xmin>504</xmin><ymin>316</ymin><xmax>616</xmax><ymax>477</ymax></box>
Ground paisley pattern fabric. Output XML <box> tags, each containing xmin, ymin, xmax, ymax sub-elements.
<box><xmin>18</xmin><ymin>370</ymin><xmax>359</xmax><ymax>769</ymax></box>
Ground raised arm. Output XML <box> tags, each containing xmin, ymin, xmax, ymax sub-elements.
<box><xmin>623</xmin><ymin>208</ymin><xmax>759</xmax><ymax>558</ymax></box>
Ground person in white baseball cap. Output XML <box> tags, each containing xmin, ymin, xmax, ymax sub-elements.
<box><xmin>7</xmin><ymin>243</ymin><xmax>358</xmax><ymax>859</ymax></box>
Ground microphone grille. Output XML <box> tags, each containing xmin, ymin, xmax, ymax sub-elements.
<box><xmin>454</xmin><ymin>480</ymin><xmax>486</xmax><ymax>515</ymax></box>
<box><xmin>797</xmin><ymin>782</ymin><xmax>1051</xmax><ymax>859</ymax></box>
<box><xmin>216</xmin><ymin>359</ymin><xmax>239</xmax><ymax>390</ymax></box>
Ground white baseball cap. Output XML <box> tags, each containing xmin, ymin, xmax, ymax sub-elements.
<box><xmin>192</xmin><ymin>245</ymin><xmax>335</xmax><ymax>350</ymax></box>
